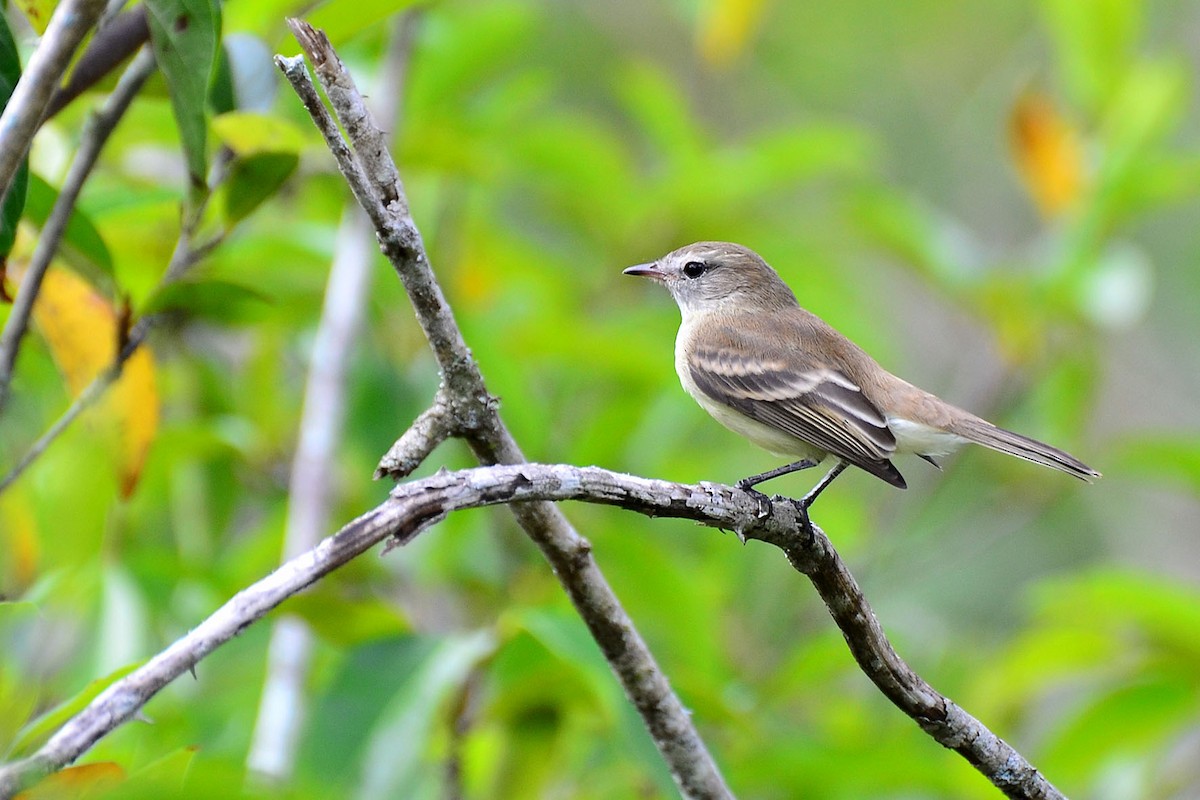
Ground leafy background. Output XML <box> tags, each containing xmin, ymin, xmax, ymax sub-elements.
<box><xmin>2</xmin><ymin>0</ymin><xmax>1199</xmax><ymax>797</ymax></box>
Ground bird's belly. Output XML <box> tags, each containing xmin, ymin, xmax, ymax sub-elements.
<box><xmin>887</xmin><ymin>417</ymin><xmax>966</xmax><ymax>457</ymax></box>
<box><xmin>697</xmin><ymin>394</ymin><xmax>825</xmax><ymax>459</ymax></box>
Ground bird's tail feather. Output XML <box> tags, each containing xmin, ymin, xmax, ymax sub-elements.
<box><xmin>950</xmin><ymin>418</ymin><xmax>1100</xmax><ymax>482</ymax></box>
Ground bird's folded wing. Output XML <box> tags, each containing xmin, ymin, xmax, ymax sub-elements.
<box><xmin>688</xmin><ymin>347</ymin><xmax>898</xmax><ymax>469</ymax></box>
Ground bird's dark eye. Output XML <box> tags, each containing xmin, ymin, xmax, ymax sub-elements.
<box><xmin>682</xmin><ymin>261</ymin><xmax>708</xmax><ymax>279</ymax></box>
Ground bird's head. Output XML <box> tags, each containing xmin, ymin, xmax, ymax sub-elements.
<box><xmin>624</xmin><ymin>241</ymin><xmax>798</xmax><ymax>318</ymax></box>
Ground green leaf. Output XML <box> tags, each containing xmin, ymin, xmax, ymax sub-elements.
<box><xmin>0</xmin><ymin>602</ymin><xmax>41</xmax><ymax>757</ymax></box>
<box><xmin>1032</xmin><ymin>570</ymin><xmax>1200</xmax><ymax>656</ymax></box>
<box><xmin>975</xmin><ymin>627</ymin><xmax>1120</xmax><ymax>718</ymax></box>
<box><xmin>357</xmin><ymin>630</ymin><xmax>497</xmax><ymax>800</ymax></box>
<box><xmin>305</xmin><ymin>0</ymin><xmax>422</xmax><ymax>46</ymax></box>
<box><xmin>23</xmin><ymin>174</ymin><xmax>115</xmax><ymax>278</ymax></box>
<box><xmin>503</xmin><ymin>607</ymin><xmax>623</xmax><ymax>715</ymax></box>
<box><xmin>121</xmin><ymin>745</ymin><xmax>199</xmax><ymax>795</ymax></box>
<box><xmin>850</xmin><ymin>186</ymin><xmax>979</xmax><ymax>286</ymax></box>
<box><xmin>0</xmin><ymin>12</ymin><xmax>22</xmax><ymax>127</ymax></box>
<box><xmin>280</xmin><ymin>591</ymin><xmax>409</xmax><ymax>646</ymax></box>
<box><xmin>0</xmin><ymin>10</ymin><xmax>26</xmax><ymax>260</ymax></box>
<box><xmin>301</xmin><ymin>638</ymin><xmax>434</xmax><ymax>787</ymax></box>
<box><xmin>614</xmin><ymin>62</ymin><xmax>704</xmax><ymax>159</ymax></box>
<box><xmin>145</xmin><ymin>0</ymin><xmax>221</xmax><ymax>190</ymax></box>
<box><xmin>0</xmin><ymin>166</ymin><xmax>27</xmax><ymax>262</ymax></box>
<box><xmin>1040</xmin><ymin>0</ymin><xmax>1141</xmax><ymax>111</ymax></box>
<box><xmin>10</xmin><ymin>662</ymin><xmax>141</xmax><ymax>756</ymax></box>
<box><xmin>1112</xmin><ymin>436</ymin><xmax>1200</xmax><ymax>494</ymax></box>
<box><xmin>211</xmin><ymin>112</ymin><xmax>306</xmax><ymax>156</ymax></box>
<box><xmin>0</xmin><ymin>666</ymin><xmax>39</xmax><ymax>759</ymax></box>
<box><xmin>1101</xmin><ymin>61</ymin><xmax>1185</xmax><ymax>157</ymax></box>
<box><xmin>141</xmin><ymin>277</ymin><xmax>270</xmax><ymax>322</ymax></box>
<box><xmin>207</xmin><ymin>38</ymin><xmax>235</xmax><ymax>116</ymax></box>
<box><xmin>1044</xmin><ymin>671</ymin><xmax>1198</xmax><ymax>785</ymax></box>
<box><xmin>219</xmin><ymin>151</ymin><xmax>298</xmax><ymax>225</ymax></box>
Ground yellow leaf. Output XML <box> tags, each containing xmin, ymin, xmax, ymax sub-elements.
<box><xmin>0</xmin><ymin>487</ymin><xmax>40</xmax><ymax>587</ymax></box>
<box><xmin>211</xmin><ymin>111</ymin><xmax>308</xmax><ymax>156</ymax></box>
<box><xmin>1010</xmin><ymin>90</ymin><xmax>1088</xmax><ymax>217</ymax></box>
<box><xmin>110</xmin><ymin>341</ymin><xmax>158</xmax><ymax>498</ymax></box>
<box><xmin>26</xmin><ymin>265</ymin><xmax>159</xmax><ymax>497</ymax></box>
<box><xmin>16</xmin><ymin>762</ymin><xmax>125</xmax><ymax>799</ymax></box>
<box><xmin>696</xmin><ymin>0</ymin><xmax>769</xmax><ymax>68</ymax></box>
<box><xmin>13</xmin><ymin>0</ymin><xmax>57</xmax><ymax>35</ymax></box>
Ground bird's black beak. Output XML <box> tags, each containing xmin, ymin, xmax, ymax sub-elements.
<box><xmin>623</xmin><ymin>262</ymin><xmax>666</xmax><ymax>279</ymax></box>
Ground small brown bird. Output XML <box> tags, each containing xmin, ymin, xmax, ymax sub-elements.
<box><xmin>625</xmin><ymin>241</ymin><xmax>1099</xmax><ymax>522</ymax></box>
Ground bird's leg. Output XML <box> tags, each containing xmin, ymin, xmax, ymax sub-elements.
<box><xmin>736</xmin><ymin>458</ymin><xmax>820</xmax><ymax>490</ymax></box>
<box><xmin>736</xmin><ymin>458</ymin><xmax>819</xmax><ymax>519</ymax></box>
<box><xmin>792</xmin><ymin>460</ymin><xmax>849</xmax><ymax>531</ymax></box>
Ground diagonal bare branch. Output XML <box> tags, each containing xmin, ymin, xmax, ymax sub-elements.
<box><xmin>276</xmin><ymin>23</ymin><xmax>733</xmax><ymax>800</ymax></box>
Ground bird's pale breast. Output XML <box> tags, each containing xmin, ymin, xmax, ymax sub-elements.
<box><xmin>674</xmin><ymin>317</ymin><xmax>829</xmax><ymax>461</ymax></box>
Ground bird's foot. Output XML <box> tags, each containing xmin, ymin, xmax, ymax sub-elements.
<box><xmin>789</xmin><ymin>497</ymin><xmax>815</xmax><ymax>535</ymax></box>
<box><xmin>735</xmin><ymin>480</ymin><xmax>773</xmax><ymax>519</ymax></box>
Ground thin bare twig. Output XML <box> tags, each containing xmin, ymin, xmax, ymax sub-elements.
<box><xmin>276</xmin><ymin>25</ymin><xmax>734</xmax><ymax>799</ymax></box>
<box><xmin>375</xmin><ymin>396</ymin><xmax>455</xmax><ymax>479</ymax></box>
<box><xmin>0</xmin><ymin>464</ymin><xmax>1065</xmax><ymax>800</ymax></box>
<box><xmin>0</xmin><ymin>47</ymin><xmax>157</xmax><ymax>410</ymax></box>
<box><xmin>0</xmin><ymin>0</ymin><xmax>109</xmax><ymax>205</ymax></box>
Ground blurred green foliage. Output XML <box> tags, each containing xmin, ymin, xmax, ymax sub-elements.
<box><xmin>2</xmin><ymin>0</ymin><xmax>1199</xmax><ymax>797</ymax></box>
